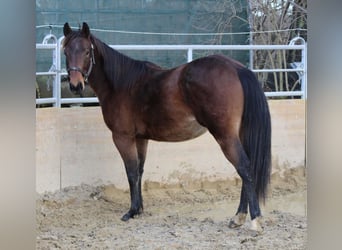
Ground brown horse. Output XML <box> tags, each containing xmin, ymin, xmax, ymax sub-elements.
<box><xmin>63</xmin><ymin>22</ymin><xmax>271</xmax><ymax>232</ymax></box>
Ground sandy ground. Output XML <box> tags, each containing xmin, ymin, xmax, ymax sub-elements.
<box><xmin>37</xmin><ymin>167</ymin><xmax>307</xmax><ymax>249</ymax></box>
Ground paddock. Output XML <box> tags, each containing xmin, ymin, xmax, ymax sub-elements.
<box><xmin>36</xmin><ymin>98</ymin><xmax>306</xmax><ymax>248</ymax></box>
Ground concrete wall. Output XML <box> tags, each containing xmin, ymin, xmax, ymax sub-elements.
<box><xmin>36</xmin><ymin>99</ymin><xmax>305</xmax><ymax>193</ymax></box>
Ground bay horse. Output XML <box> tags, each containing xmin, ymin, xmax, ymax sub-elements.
<box><xmin>63</xmin><ymin>22</ymin><xmax>271</xmax><ymax>232</ymax></box>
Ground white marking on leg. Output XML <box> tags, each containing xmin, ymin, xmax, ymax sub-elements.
<box><xmin>228</xmin><ymin>213</ymin><xmax>247</xmax><ymax>228</ymax></box>
<box><xmin>250</xmin><ymin>217</ymin><xmax>263</xmax><ymax>233</ymax></box>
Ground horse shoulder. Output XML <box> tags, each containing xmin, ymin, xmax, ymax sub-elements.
<box><xmin>100</xmin><ymin>94</ymin><xmax>137</xmax><ymax>137</ymax></box>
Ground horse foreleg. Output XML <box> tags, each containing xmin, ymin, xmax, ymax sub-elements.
<box><xmin>112</xmin><ymin>135</ymin><xmax>143</xmax><ymax>221</ymax></box>
<box><xmin>122</xmin><ymin>158</ymin><xmax>143</xmax><ymax>221</ymax></box>
<box><xmin>136</xmin><ymin>138</ymin><xmax>148</xmax><ymax>213</ymax></box>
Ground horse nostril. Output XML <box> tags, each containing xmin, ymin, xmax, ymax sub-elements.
<box><xmin>69</xmin><ymin>82</ymin><xmax>83</xmax><ymax>94</ymax></box>
<box><xmin>69</xmin><ymin>82</ymin><xmax>76</xmax><ymax>91</ymax></box>
<box><xmin>76</xmin><ymin>82</ymin><xmax>83</xmax><ymax>92</ymax></box>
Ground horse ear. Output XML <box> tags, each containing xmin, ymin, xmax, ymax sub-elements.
<box><xmin>63</xmin><ymin>22</ymin><xmax>72</xmax><ymax>36</ymax></box>
<box><xmin>81</xmin><ymin>22</ymin><xmax>90</xmax><ymax>38</ymax></box>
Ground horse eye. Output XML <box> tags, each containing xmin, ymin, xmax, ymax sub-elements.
<box><xmin>86</xmin><ymin>50</ymin><xmax>90</xmax><ymax>56</ymax></box>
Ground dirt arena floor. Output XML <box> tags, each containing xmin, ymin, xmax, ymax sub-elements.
<box><xmin>37</xmin><ymin>167</ymin><xmax>307</xmax><ymax>249</ymax></box>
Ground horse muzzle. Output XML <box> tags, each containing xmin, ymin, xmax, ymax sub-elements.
<box><xmin>67</xmin><ymin>67</ymin><xmax>86</xmax><ymax>94</ymax></box>
<box><xmin>69</xmin><ymin>81</ymin><xmax>84</xmax><ymax>94</ymax></box>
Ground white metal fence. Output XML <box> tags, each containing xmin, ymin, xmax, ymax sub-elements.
<box><xmin>36</xmin><ymin>35</ymin><xmax>306</xmax><ymax>107</ymax></box>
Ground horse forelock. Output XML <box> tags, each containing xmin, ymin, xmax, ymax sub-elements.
<box><xmin>63</xmin><ymin>31</ymin><xmax>82</xmax><ymax>48</ymax></box>
<box><xmin>63</xmin><ymin>30</ymin><xmax>97</xmax><ymax>49</ymax></box>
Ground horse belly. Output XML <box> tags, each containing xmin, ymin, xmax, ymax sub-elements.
<box><xmin>149</xmin><ymin>116</ymin><xmax>207</xmax><ymax>142</ymax></box>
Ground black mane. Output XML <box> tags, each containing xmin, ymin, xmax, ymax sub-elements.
<box><xmin>90</xmin><ymin>35</ymin><xmax>162</xmax><ymax>91</ymax></box>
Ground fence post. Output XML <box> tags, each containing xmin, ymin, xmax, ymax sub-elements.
<box><xmin>302</xmin><ymin>41</ymin><xmax>307</xmax><ymax>99</ymax></box>
<box><xmin>42</xmin><ymin>34</ymin><xmax>58</xmax><ymax>107</ymax></box>
<box><xmin>56</xmin><ymin>36</ymin><xmax>65</xmax><ymax>107</ymax></box>
<box><xmin>289</xmin><ymin>36</ymin><xmax>307</xmax><ymax>99</ymax></box>
<box><xmin>187</xmin><ymin>48</ymin><xmax>193</xmax><ymax>62</ymax></box>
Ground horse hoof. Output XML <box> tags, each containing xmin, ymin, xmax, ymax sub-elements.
<box><xmin>121</xmin><ymin>213</ymin><xmax>131</xmax><ymax>221</ymax></box>
<box><xmin>121</xmin><ymin>208</ymin><xmax>143</xmax><ymax>221</ymax></box>
<box><xmin>228</xmin><ymin>213</ymin><xmax>247</xmax><ymax>228</ymax></box>
<box><xmin>249</xmin><ymin>217</ymin><xmax>263</xmax><ymax>234</ymax></box>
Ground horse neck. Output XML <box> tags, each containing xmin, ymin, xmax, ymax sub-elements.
<box><xmin>88</xmin><ymin>37</ymin><xmax>162</xmax><ymax>103</ymax></box>
<box><xmin>87</xmin><ymin>40</ymin><xmax>123</xmax><ymax>100</ymax></box>
<box><xmin>97</xmin><ymin>40</ymin><xmax>149</xmax><ymax>91</ymax></box>
<box><xmin>88</xmin><ymin>61</ymin><xmax>111</xmax><ymax>102</ymax></box>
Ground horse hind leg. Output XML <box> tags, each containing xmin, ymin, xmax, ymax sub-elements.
<box><xmin>228</xmin><ymin>182</ymin><xmax>263</xmax><ymax>233</ymax></box>
<box><xmin>216</xmin><ymin>136</ymin><xmax>263</xmax><ymax>233</ymax></box>
<box><xmin>228</xmin><ymin>185</ymin><xmax>248</xmax><ymax>228</ymax></box>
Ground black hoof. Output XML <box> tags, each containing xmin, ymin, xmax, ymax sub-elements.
<box><xmin>121</xmin><ymin>212</ymin><xmax>132</xmax><ymax>221</ymax></box>
<box><xmin>121</xmin><ymin>208</ymin><xmax>143</xmax><ymax>221</ymax></box>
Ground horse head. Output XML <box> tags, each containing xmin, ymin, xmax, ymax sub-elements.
<box><xmin>63</xmin><ymin>22</ymin><xmax>95</xmax><ymax>94</ymax></box>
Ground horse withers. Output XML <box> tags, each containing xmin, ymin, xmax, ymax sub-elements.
<box><xmin>63</xmin><ymin>22</ymin><xmax>271</xmax><ymax>233</ymax></box>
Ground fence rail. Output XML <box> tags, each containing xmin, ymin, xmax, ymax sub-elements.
<box><xmin>36</xmin><ymin>35</ymin><xmax>307</xmax><ymax>107</ymax></box>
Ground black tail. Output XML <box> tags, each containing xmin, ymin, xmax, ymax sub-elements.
<box><xmin>238</xmin><ymin>67</ymin><xmax>272</xmax><ymax>203</ymax></box>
